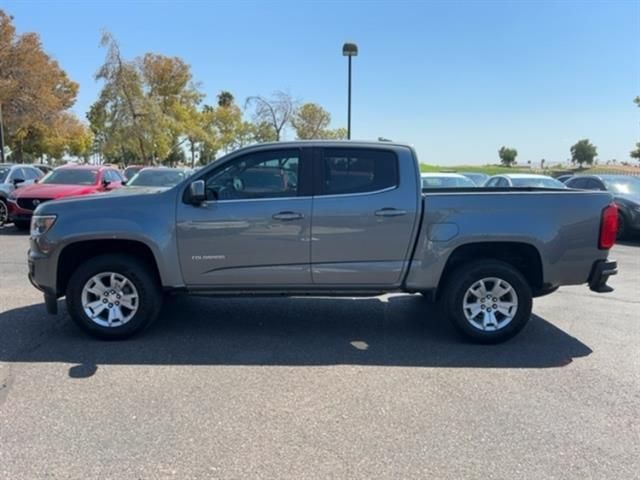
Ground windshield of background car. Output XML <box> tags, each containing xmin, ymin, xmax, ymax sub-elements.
<box><xmin>511</xmin><ymin>177</ymin><xmax>566</xmax><ymax>188</ymax></box>
<box><xmin>41</xmin><ymin>169</ymin><xmax>98</xmax><ymax>185</ymax></box>
<box><xmin>0</xmin><ymin>167</ymin><xmax>9</xmax><ymax>183</ymax></box>
<box><xmin>124</xmin><ymin>167</ymin><xmax>143</xmax><ymax>178</ymax></box>
<box><xmin>421</xmin><ymin>176</ymin><xmax>476</xmax><ymax>188</ymax></box>
<box><xmin>128</xmin><ymin>170</ymin><xmax>186</xmax><ymax>187</ymax></box>
<box><xmin>603</xmin><ymin>177</ymin><xmax>640</xmax><ymax>195</ymax></box>
<box><xmin>461</xmin><ymin>173</ymin><xmax>488</xmax><ymax>185</ymax></box>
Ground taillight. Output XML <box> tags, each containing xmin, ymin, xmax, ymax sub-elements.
<box><xmin>599</xmin><ymin>203</ymin><xmax>618</xmax><ymax>250</ymax></box>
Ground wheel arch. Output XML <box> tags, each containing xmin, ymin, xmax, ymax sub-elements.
<box><xmin>57</xmin><ymin>239</ymin><xmax>162</xmax><ymax>296</ymax></box>
<box><xmin>438</xmin><ymin>241</ymin><xmax>544</xmax><ymax>298</ymax></box>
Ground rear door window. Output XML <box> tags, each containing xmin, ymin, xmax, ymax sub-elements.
<box><xmin>318</xmin><ymin>148</ymin><xmax>398</xmax><ymax>195</ymax></box>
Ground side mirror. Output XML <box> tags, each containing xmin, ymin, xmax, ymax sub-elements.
<box><xmin>188</xmin><ymin>180</ymin><xmax>206</xmax><ymax>205</ymax></box>
<box><xmin>13</xmin><ymin>178</ymin><xmax>25</xmax><ymax>187</ymax></box>
<box><xmin>121</xmin><ymin>179</ymin><xmax>127</xmax><ymax>186</ymax></box>
<box><xmin>102</xmin><ymin>179</ymin><xmax>111</xmax><ymax>189</ymax></box>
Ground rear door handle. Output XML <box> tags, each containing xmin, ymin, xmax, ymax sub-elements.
<box><xmin>273</xmin><ymin>211</ymin><xmax>304</xmax><ymax>221</ymax></box>
<box><xmin>375</xmin><ymin>208</ymin><xmax>407</xmax><ymax>217</ymax></box>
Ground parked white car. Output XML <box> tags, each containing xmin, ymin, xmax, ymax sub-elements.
<box><xmin>484</xmin><ymin>174</ymin><xmax>567</xmax><ymax>189</ymax></box>
<box><xmin>421</xmin><ymin>172</ymin><xmax>477</xmax><ymax>189</ymax></box>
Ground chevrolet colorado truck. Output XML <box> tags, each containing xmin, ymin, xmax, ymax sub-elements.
<box><xmin>27</xmin><ymin>141</ymin><xmax>618</xmax><ymax>343</ymax></box>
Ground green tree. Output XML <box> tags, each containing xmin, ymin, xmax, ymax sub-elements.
<box><xmin>0</xmin><ymin>10</ymin><xmax>86</xmax><ymax>162</ymax></box>
<box><xmin>498</xmin><ymin>146</ymin><xmax>518</xmax><ymax>167</ymax></box>
<box><xmin>291</xmin><ymin>103</ymin><xmax>347</xmax><ymax>140</ymax></box>
<box><xmin>291</xmin><ymin>103</ymin><xmax>331</xmax><ymax>139</ymax></box>
<box><xmin>570</xmin><ymin>139</ymin><xmax>598</xmax><ymax>167</ymax></box>
<box><xmin>323</xmin><ymin>127</ymin><xmax>348</xmax><ymax>140</ymax></box>
<box><xmin>245</xmin><ymin>91</ymin><xmax>296</xmax><ymax>141</ymax></box>
<box><xmin>217</xmin><ymin>91</ymin><xmax>234</xmax><ymax>108</ymax></box>
<box><xmin>631</xmin><ymin>97</ymin><xmax>640</xmax><ymax>161</ymax></box>
<box><xmin>89</xmin><ymin>32</ymin><xmax>207</xmax><ymax>165</ymax></box>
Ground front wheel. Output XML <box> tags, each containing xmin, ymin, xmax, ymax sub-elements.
<box><xmin>0</xmin><ymin>199</ymin><xmax>7</xmax><ymax>226</ymax></box>
<box><xmin>65</xmin><ymin>254</ymin><xmax>162</xmax><ymax>340</ymax></box>
<box><xmin>441</xmin><ymin>260</ymin><xmax>533</xmax><ymax>343</ymax></box>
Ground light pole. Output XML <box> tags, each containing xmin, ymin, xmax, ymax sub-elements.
<box><xmin>342</xmin><ymin>42</ymin><xmax>358</xmax><ymax>140</ymax></box>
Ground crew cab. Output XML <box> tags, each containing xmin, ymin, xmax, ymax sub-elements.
<box><xmin>8</xmin><ymin>164</ymin><xmax>124</xmax><ymax>230</ymax></box>
<box><xmin>27</xmin><ymin>141</ymin><xmax>618</xmax><ymax>343</ymax></box>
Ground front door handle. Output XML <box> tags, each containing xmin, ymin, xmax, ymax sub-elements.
<box><xmin>375</xmin><ymin>208</ymin><xmax>407</xmax><ymax>217</ymax></box>
<box><xmin>273</xmin><ymin>211</ymin><xmax>304</xmax><ymax>221</ymax></box>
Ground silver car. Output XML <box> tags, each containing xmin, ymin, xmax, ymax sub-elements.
<box><xmin>0</xmin><ymin>164</ymin><xmax>44</xmax><ymax>225</ymax></box>
<box><xmin>484</xmin><ymin>174</ymin><xmax>567</xmax><ymax>189</ymax></box>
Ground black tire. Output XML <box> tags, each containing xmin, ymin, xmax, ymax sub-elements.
<box><xmin>616</xmin><ymin>212</ymin><xmax>627</xmax><ymax>241</ymax></box>
<box><xmin>14</xmin><ymin>220</ymin><xmax>30</xmax><ymax>231</ymax></box>
<box><xmin>441</xmin><ymin>260</ymin><xmax>533</xmax><ymax>344</ymax></box>
<box><xmin>0</xmin><ymin>198</ymin><xmax>7</xmax><ymax>226</ymax></box>
<box><xmin>65</xmin><ymin>254</ymin><xmax>162</xmax><ymax>340</ymax></box>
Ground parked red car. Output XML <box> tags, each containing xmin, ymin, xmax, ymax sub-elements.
<box><xmin>7</xmin><ymin>165</ymin><xmax>124</xmax><ymax>230</ymax></box>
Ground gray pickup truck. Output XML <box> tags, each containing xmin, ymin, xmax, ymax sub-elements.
<box><xmin>28</xmin><ymin>141</ymin><xmax>618</xmax><ymax>343</ymax></box>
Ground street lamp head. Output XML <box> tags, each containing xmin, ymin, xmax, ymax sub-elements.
<box><xmin>342</xmin><ymin>42</ymin><xmax>358</xmax><ymax>57</ymax></box>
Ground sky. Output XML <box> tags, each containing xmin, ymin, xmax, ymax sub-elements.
<box><xmin>3</xmin><ymin>0</ymin><xmax>639</xmax><ymax>165</ymax></box>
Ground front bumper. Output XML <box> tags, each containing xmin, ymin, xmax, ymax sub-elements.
<box><xmin>588</xmin><ymin>259</ymin><xmax>617</xmax><ymax>293</ymax></box>
<box><xmin>7</xmin><ymin>200</ymin><xmax>34</xmax><ymax>222</ymax></box>
<box><xmin>28</xmin><ymin>247</ymin><xmax>59</xmax><ymax>314</ymax></box>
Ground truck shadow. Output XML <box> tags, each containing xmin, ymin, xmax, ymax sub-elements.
<box><xmin>0</xmin><ymin>295</ymin><xmax>591</xmax><ymax>377</ymax></box>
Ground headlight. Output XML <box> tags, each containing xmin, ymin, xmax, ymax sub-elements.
<box><xmin>30</xmin><ymin>215</ymin><xmax>57</xmax><ymax>237</ymax></box>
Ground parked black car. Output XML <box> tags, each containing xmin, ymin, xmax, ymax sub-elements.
<box><xmin>566</xmin><ymin>174</ymin><xmax>640</xmax><ymax>239</ymax></box>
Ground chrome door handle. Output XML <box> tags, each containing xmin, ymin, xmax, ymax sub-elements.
<box><xmin>375</xmin><ymin>208</ymin><xmax>407</xmax><ymax>217</ymax></box>
<box><xmin>272</xmin><ymin>211</ymin><xmax>304</xmax><ymax>221</ymax></box>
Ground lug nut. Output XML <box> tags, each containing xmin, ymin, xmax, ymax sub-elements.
<box><xmin>493</xmin><ymin>304</ymin><xmax>497</xmax><ymax>309</ymax></box>
<box><xmin>492</xmin><ymin>297</ymin><xmax>497</xmax><ymax>302</ymax></box>
<box><xmin>102</xmin><ymin>299</ymin><xmax>107</xmax><ymax>303</ymax></box>
<box><xmin>115</xmin><ymin>301</ymin><xmax>120</xmax><ymax>306</ymax></box>
<box><xmin>116</xmin><ymin>294</ymin><xmax>121</xmax><ymax>299</ymax></box>
<box><xmin>487</xmin><ymin>308</ymin><xmax>492</xmax><ymax>313</ymax></box>
<box><xmin>481</xmin><ymin>305</ymin><xmax>486</xmax><ymax>310</ymax></box>
<box><xmin>108</xmin><ymin>303</ymin><xmax>113</xmax><ymax>308</ymax></box>
<box><xmin>480</xmin><ymin>298</ymin><xmax>485</xmax><ymax>303</ymax></box>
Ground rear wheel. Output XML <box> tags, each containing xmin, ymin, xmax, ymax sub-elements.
<box><xmin>442</xmin><ymin>260</ymin><xmax>533</xmax><ymax>343</ymax></box>
<box><xmin>65</xmin><ymin>254</ymin><xmax>162</xmax><ymax>339</ymax></box>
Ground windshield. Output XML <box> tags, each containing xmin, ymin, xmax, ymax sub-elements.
<box><xmin>127</xmin><ymin>169</ymin><xmax>186</xmax><ymax>187</ymax></box>
<box><xmin>422</xmin><ymin>176</ymin><xmax>476</xmax><ymax>188</ymax></box>
<box><xmin>603</xmin><ymin>177</ymin><xmax>640</xmax><ymax>195</ymax></box>
<box><xmin>511</xmin><ymin>177</ymin><xmax>566</xmax><ymax>188</ymax></box>
<box><xmin>41</xmin><ymin>169</ymin><xmax>98</xmax><ymax>185</ymax></box>
<box><xmin>461</xmin><ymin>173</ymin><xmax>489</xmax><ymax>185</ymax></box>
<box><xmin>124</xmin><ymin>166</ymin><xmax>143</xmax><ymax>179</ymax></box>
<box><xmin>0</xmin><ymin>167</ymin><xmax>9</xmax><ymax>183</ymax></box>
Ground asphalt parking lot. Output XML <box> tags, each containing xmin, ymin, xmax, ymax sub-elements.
<box><xmin>0</xmin><ymin>227</ymin><xmax>638</xmax><ymax>479</ymax></box>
